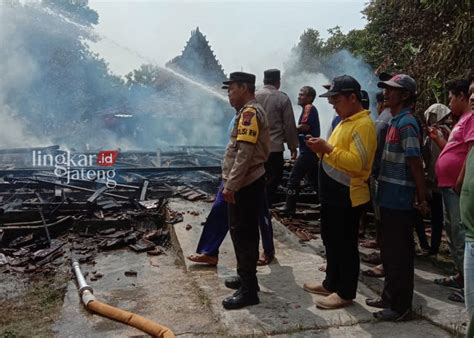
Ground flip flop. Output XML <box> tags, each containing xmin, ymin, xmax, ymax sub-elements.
<box><xmin>362</xmin><ymin>265</ymin><xmax>385</xmax><ymax>278</ymax></box>
<box><xmin>361</xmin><ymin>252</ymin><xmax>382</xmax><ymax>265</ymax></box>
<box><xmin>448</xmin><ymin>290</ymin><xmax>465</xmax><ymax>303</ymax></box>
<box><xmin>257</xmin><ymin>253</ymin><xmax>274</xmax><ymax>266</ymax></box>
<box><xmin>434</xmin><ymin>276</ymin><xmax>462</xmax><ymax>289</ymax></box>
<box><xmin>360</xmin><ymin>240</ymin><xmax>378</xmax><ymax>249</ymax></box>
<box><xmin>186</xmin><ymin>254</ymin><xmax>218</xmax><ymax>266</ymax></box>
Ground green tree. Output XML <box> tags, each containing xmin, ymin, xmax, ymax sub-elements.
<box><xmin>290</xmin><ymin>0</ymin><xmax>473</xmax><ymax>112</ymax></box>
<box><xmin>42</xmin><ymin>0</ymin><xmax>99</xmax><ymax>26</ymax></box>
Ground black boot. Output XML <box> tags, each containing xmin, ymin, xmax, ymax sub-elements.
<box><xmin>222</xmin><ymin>289</ymin><xmax>259</xmax><ymax>310</ymax></box>
<box><xmin>225</xmin><ymin>276</ymin><xmax>241</xmax><ymax>289</ymax></box>
<box><xmin>225</xmin><ymin>276</ymin><xmax>260</xmax><ymax>291</ymax></box>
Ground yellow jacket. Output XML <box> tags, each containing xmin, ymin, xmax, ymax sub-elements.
<box><xmin>321</xmin><ymin>110</ymin><xmax>376</xmax><ymax>207</ymax></box>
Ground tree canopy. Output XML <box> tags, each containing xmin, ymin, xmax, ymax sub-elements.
<box><xmin>290</xmin><ymin>0</ymin><xmax>473</xmax><ymax>112</ymax></box>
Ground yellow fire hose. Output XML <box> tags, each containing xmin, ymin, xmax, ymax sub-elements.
<box><xmin>72</xmin><ymin>261</ymin><xmax>175</xmax><ymax>338</ymax></box>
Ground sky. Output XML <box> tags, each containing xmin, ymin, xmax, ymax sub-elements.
<box><xmin>88</xmin><ymin>0</ymin><xmax>368</xmax><ymax>81</ymax></box>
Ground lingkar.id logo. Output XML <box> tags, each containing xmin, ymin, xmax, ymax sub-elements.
<box><xmin>32</xmin><ymin>150</ymin><xmax>119</xmax><ymax>188</ymax></box>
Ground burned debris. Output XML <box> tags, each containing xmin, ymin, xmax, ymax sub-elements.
<box><xmin>0</xmin><ymin>145</ymin><xmax>224</xmax><ymax>275</ymax></box>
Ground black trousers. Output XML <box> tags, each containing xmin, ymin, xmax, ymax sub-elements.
<box><xmin>429</xmin><ymin>192</ymin><xmax>444</xmax><ymax>254</ymax></box>
<box><xmin>380</xmin><ymin>207</ymin><xmax>416</xmax><ymax>313</ymax></box>
<box><xmin>287</xmin><ymin>151</ymin><xmax>318</xmax><ymax>195</ymax></box>
<box><xmin>228</xmin><ymin>176</ymin><xmax>265</xmax><ymax>295</ymax></box>
<box><xmin>321</xmin><ymin>204</ymin><xmax>362</xmax><ymax>300</ymax></box>
<box><xmin>264</xmin><ymin>151</ymin><xmax>284</xmax><ymax>207</ymax></box>
<box><xmin>414</xmin><ymin>211</ymin><xmax>430</xmax><ymax>250</ymax></box>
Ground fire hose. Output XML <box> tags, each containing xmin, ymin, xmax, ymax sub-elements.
<box><xmin>72</xmin><ymin>260</ymin><xmax>175</xmax><ymax>338</ymax></box>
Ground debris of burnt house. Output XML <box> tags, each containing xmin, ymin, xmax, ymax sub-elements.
<box><xmin>166</xmin><ymin>27</ymin><xmax>227</xmax><ymax>88</ymax></box>
<box><xmin>271</xmin><ymin>159</ymin><xmax>321</xmax><ymax>241</ymax></box>
<box><xmin>0</xmin><ymin>145</ymin><xmax>224</xmax><ymax>275</ymax></box>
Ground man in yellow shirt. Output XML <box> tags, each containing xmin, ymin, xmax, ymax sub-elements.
<box><xmin>303</xmin><ymin>75</ymin><xmax>376</xmax><ymax>310</ymax></box>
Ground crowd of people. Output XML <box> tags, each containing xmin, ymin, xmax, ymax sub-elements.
<box><xmin>185</xmin><ymin>68</ymin><xmax>474</xmax><ymax>329</ymax></box>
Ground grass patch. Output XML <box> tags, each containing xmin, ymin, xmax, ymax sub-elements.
<box><xmin>0</xmin><ymin>272</ymin><xmax>69</xmax><ymax>337</ymax></box>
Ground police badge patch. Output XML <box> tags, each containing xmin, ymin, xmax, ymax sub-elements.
<box><xmin>236</xmin><ymin>107</ymin><xmax>259</xmax><ymax>144</ymax></box>
<box><xmin>242</xmin><ymin>111</ymin><xmax>254</xmax><ymax>126</ymax></box>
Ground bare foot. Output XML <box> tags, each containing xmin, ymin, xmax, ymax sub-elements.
<box><xmin>362</xmin><ymin>264</ymin><xmax>384</xmax><ymax>278</ymax></box>
<box><xmin>186</xmin><ymin>254</ymin><xmax>218</xmax><ymax>266</ymax></box>
<box><xmin>257</xmin><ymin>253</ymin><xmax>274</xmax><ymax>266</ymax></box>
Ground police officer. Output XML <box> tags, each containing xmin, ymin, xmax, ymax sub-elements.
<box><xmin>256</xmin><ymin>69</ymin><xmax>298</xmax><ymax>207</ymax></box>
<box><xmin>221</xmin><ymin>72</ymin><xmax>270</xmax><ymax>309</ymax></box>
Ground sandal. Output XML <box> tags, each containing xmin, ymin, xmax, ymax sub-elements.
<box><xmin>186</xmin><ymin>254</ymin><xmax>218</xmax><ymax>266</ymax></box>
<box><xmin>448</xmin><ymin>290</ymin><xmax>465</xmax><ymax>303</ymax></box>
<box><xmin>434</xmin><ymin>275</ymin><xmax>462</xmax><ymax>289</ymax></box>
<box><xmin>361</xmin><ymin>252</ymin><xmax>382</xmax><ymax>265</ymax></box>
<box><xmin>362</xmin><ymin>265</ymin><xmax>385</xmax><ymax>278</ymax></box>
<box><xmin>360</xmin><ymin>240</ymin><xmax>378</xmax><ymax>249</ymax></box>
<box><xmin>257</xmin><ymin>253</ymin><xmax>274</xmax><ymax>266</ymax></box>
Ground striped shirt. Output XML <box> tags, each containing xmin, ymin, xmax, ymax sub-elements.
<box><xmin>377</xmin><ymin>108</ymin><xmax>421</xmax><ymax>210</ymax></box>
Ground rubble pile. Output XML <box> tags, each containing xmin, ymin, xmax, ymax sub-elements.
<box><xmin>272</xmin><ymin>159</ymin><xmax>321</xmax><ymax>241</ymax></box>
<box><xmin>0</xmin><ymin>145</ymin><xmax>224</xmax><ymax>275</ymax></box>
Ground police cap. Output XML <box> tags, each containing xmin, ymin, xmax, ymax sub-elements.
<box><xmin>222</xmin><ymin>72</ymin><xmax>256</xmax><ymax>86</ymax></box>
<box><xmin>264</xmin><ymin>69</ymin><xmax>280</xmax><ymax>82</ymax></box>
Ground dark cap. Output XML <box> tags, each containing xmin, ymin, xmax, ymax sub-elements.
<box><xmin>378</xmin><ymin>72</ymin><xmax>393</xmax><ymax>81</ymax></box>
<box><xmin>319</xmin><ymin>75</ymin><xmax>361</xmax><ymax>97</ymax></box>
<box><xmin>361</xmin><ymin>90</ymin><xmax>370</xmax><ymax>109</ymax></box>
<box><xmin>222</xmin><ymin>71</ymin><xmax>256</xmax><ymax>86</ymax></box>
<box><xmin>377</xmin><ymin>74</ymin><xmax>416</xmax><ymax>94</ymax></box>
<box><xmin>264</xmin><ymin>69</ymin><xmax>280</xmax><ymax>82</ymax></box>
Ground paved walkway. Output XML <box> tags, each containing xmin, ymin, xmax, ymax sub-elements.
<box><xmin>172</xmin><ymin>199</ymin><xmax>459</xmax><ymax>337</ymax></box>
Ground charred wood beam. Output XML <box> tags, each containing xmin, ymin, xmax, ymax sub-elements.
<box><xmin>0</xmin><ymin>165</ymin><xmax>221</xmax><ymax>176</ymax></box>
<box><xmin>0</xmin><ymin>209</ymin><xmax>80</xmax><ymax>223</ymax></box>
<box><xmin>30</xmin><ymin>178</ymin><xmax>130</xmax><ymax>201</ymax></box>
<box><xmin>114</xmin><ymin>160</ymin><xmax>142</xmax><ymax>167</ymax></box>
<box><xmin>37</xmin><ymin>206</ymin><xmax>52</xmax><ymax>246</ymax></box>
<box><xmin>34</xmin><ymin>173</ymin><xmax>140</xmax><ymax>190</ymax></box>
<box><xmin>0</xmin><ymin>215</ymin><xmax>73</xmax><ymax>230</ymax></box>
<box><xmin>0</xmin><ymin>190</ymin><xmax>172</xmax><ymax>202</ymax></box>
<box><xmin>197</xmin><ymin>170</ymin><xmax>220</xmax><ymax>180</ymax></box>
<box><xmin>87</xmin><ymin>186</ymin><xmax>108</xmax><ymax>204</ymax></box>
<box><xmin>202</xmin><ymin>149</ymin><xmax>224</xmax><ymax>161</ymax></box>
<box><xmin>140</xmin><ymin>180</ymin><xmax>149</xmax><ymax>201</ymax></box>
<box><xmin>0</xmin><ymin>145</ymin><xmax>60</xmax><ymax>154</ymax></box>
<box><xmin>35</xmin><ymin>192</ymin><xmax>45</xmax><ymax>203</ymax></box>
<box><xmin>14</xmin><ymin>201</ymin><xmax>129</xmax><ymax>209</ymax></box>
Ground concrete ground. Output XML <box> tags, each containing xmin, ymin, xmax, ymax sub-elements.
<box><xmin>53</xmin><ymin>238</ymin><xmax>225</xmax><ymax>336</ymax></box>
<box><xmin>53</xmin><ymin>198</ymin><xmax>464</xmax><ymax>337</ymax></box>
<box><xmin>171</xmin><ymin>199</ymin><xmax>461</xmax><ymax>337</ymax></box>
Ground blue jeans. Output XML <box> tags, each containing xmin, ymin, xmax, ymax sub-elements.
<box><xmin>196</xmin><ymin>181</ymin><xmax>274</xmax><ymax>257</ymax></box>
<box><xmin>441</xmin><ymin>188</ymin><xmax>465</xmax><ymax>275</ymax></box>
<box><xmin>464</xmin><ymin>241</ymin><xmax>474</xmax><ymax>336</ymax></box>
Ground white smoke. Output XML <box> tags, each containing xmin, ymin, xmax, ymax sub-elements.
<box><xmin>282</xmin><ymin>72</ymin><xmax>333</xmax><ymax>139</ymax></box>
<box><xmin>0</xmin><ymin>106</ymin><xmax>49</xmax><ymax>148</ymax></box>
<box><xmin>0</xmin><ymin>2</ymin><xmax>51</xmax><ymax>148</ymax></box>
<box><xmin>282</xmin><ymin>48</ymin><xmax>381</xmax><ymax>141</ymax></box>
